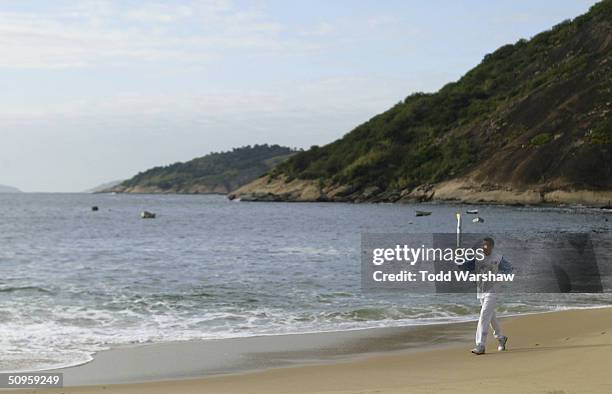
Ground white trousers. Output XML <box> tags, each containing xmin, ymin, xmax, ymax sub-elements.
<box><xmin>476</xmin><ymin>294</ymin><xmax>503</xmax><ymax>347</ymax></box>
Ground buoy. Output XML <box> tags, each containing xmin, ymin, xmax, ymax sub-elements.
<box><xmin>141</xmin><ymin>211</ymin><xmax>156</xmax><ymax>219</ymax></box>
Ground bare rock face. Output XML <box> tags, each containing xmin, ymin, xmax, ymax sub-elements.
<box><xmin>398</xmin><ymin>184</ymin><xmax>435</xmax><ymax>203</ymax></box>
<box><xmin>228</xmin><ymin>176</ymin><xmax>325</xmax><ymax>202</ymax></box>
<box><xmin>229</xmin><ymin>174</ymin><xmax>612</xmax><ymax>207</ymax></box>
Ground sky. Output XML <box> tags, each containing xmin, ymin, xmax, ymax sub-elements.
<box><xmin>0</xmin><ymin>0</ymin><xmax>599</xmax><ymax>192</ymax></box>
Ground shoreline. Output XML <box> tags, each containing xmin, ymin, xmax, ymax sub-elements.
<box><xmin>91</xmin><ymin>190</ymin><xmax>612</xmax><ymax>210</ymax></box>
<box><xmin>47</xmin><ymin>316</ymin><xmax>478</xmax><ymax>386</ymax></box>
<box><xmin>8</xmin><ymin>306</ymin><xmax>612</xmax><ymax>393</ymax></box>
<box><xmin>227</xmin><ymin>175</ymin><xmax>612</xmax><ymax>208</ymax></box>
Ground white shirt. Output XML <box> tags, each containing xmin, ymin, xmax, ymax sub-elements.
<box><xmin>475</xmin><ymin>252</ymin><xmax>502</xmax><ymax>299</ymax></box>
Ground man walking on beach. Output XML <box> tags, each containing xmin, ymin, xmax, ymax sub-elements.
<box><xmin>462</xmin><ymin>237</ymin><xmax>513</xmax><ymax>355</ymax></box>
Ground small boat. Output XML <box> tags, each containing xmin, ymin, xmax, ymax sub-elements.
<box><xmin>472</xmin><ymin>217</ymin><xmax>484</xmax><ymax>223</ymax></box>
<box><xmin>415</xmin><ymin>210</ymin><xmax>432</xmax><ymax>217</ymax></box>
<box><xmin>466</xmin><ymin>209</ymin><xmax>479</xmax><ymax>214</ymax></box>
<box><xmin>91</xmin><ymin>206</ymin><xmax>99</xmax><ymax>211</ymax></box>
<box><xmin>141</xmin><ymin>211</ymin><xmax>156</xmax><ymax>219</ymax></box>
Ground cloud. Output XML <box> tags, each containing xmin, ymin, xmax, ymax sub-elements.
<box><xmin>0</xmin><ymin>10</ymin><xmax>206</xmax><ymax>68</ymax></box>
<box><xmin>0</xmin><ymin>1</ymin><xmax>433</xmax><ymax>70</ymax></box>
<box><xmin>367</xmin><ymin>15</ymin><xmax>398</xmax><ymax>28</ymax></box>
<box><xmin>124</xmin><ymin>4</ymin><xmax>194</xmax><ymax>23</ymax></box>
<box><xmin>1</xmin><ymin>75</ymin><xmax>423</xmax><ymax>121</ymax></box>
<box><xmin>0</xmin><ymin>0</ymin><xmax>322</xmax><ymax>69</ymax></box>
<box><xmin>299</xmin><ymin>22</ymin><xmax>334</xmax><ymax>37</ymax></box>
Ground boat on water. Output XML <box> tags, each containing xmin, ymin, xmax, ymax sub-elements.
<box><xmin>472</xmin><ymin>217</ymin><xmax>484</xmax><ymax>223</ymax></box>
<box><xmin>141</xmin><ymin>211</ymin><xmax>156</xmax><ymax>219</ymax></box>
<box><xmin>415</xmin><ymin>210</ymin><xmax>432</xmax><ymax>217</ymax></box>
<box><xmin>466</xmin><ymin>209</ymin><xmax>479</xmax><ymax>214</ymax></box>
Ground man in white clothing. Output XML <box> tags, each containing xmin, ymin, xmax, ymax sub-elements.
<box><xmin>461</xmin><ymin>237</ymin><xmax>512</xmax><ymax>355</ymax></box>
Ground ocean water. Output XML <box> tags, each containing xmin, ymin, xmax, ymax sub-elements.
<box><xmin>0</xmin><ymin>193</ymin><xmax>611</xmax><ymax>372</ymax></box>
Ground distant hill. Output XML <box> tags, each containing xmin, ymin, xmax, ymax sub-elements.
<box><xmin>0</xmin><ymin>184</ymin><xmax>22</xmax><ymax>193</ymax></box>
<box><xmin>230</xmin><ymin>1</ymin><xmax>612</xmax><ymax>206</ymax></box>
<box><xmin>104</xmin><ymin>144</ymin><xmax>296</xmax><ymax>194</ymax></box>
<box><xmin>84</xmin><ymin>180</ymin><xmax>124</xmax><ymax>193</ymax></box>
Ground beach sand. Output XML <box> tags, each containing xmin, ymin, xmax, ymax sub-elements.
<box><xmin>10</xmin><ymin>307</ymin><xmax>612</xmax><ymax>393</ymax></box>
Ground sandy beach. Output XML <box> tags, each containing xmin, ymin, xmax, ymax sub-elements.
<box><xmin>8</xmin><ymin>307</ymin><xmax>612</xmax><ymax>394</ymax></box>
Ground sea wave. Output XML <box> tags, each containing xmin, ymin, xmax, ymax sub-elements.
<box><xmin>0</xmin><ymin>286</ymin><xmax>54</xmax><ymax>294</ymax></box>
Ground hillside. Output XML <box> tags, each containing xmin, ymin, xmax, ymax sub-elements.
<box><xmin>84</xmin><ymin>180</ymin><xmax>123</xmax><ymax>193</ymax></box>
<box><xmin>229</xmin><ymin>1</ymin><xmax>612</xmax><ymax>206</ymax></box>
<box><xmin>0</xmin><ymin>184</ymin><xmax>22</xmax><ymax>193</ymax></box>
<box><xmin>105</xmin><ymin>145</ymin><xmax>296</xmax><ymax>194</ymax></box>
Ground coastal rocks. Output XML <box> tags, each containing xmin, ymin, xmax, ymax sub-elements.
<box><xmin>432</xmin><ymin>179</ymin><xmax>544</xmax><ymax>205</ymax></box>
<box><xmin>227</xmin><ymin>174</ymin><xmax>612</xmax><ymax>207</ymax></box>
<box><xmin>299</xmin><ymin>183</ymin><xmax>326</xmax><ymax>201</ymax></box>
<box><xmin>326</xmin><ymin>184</ymin><xmax>357</xmax><ymax>199</ymax></box>
<box><xmin>375</xmin><ymin>189</ymin><xmax>401</xmax><ymax>202</ymax></box>
<box><xmin>237</xmin><ymin>192</ymin><xmax>287</xmax><ymax>202</ymax></box>
<box><xmin>106</xmin><ymin>184</ymin><xmax>229</xmax><ymax>194</ymax></box>
<box><xmin>398</xmin><ymin>184</ymin><xmax>435</xmax><ymax>203</ymax></box>
<box><xmin>431</xmin><ymin>179</ymin><xmax>612</xmax><ymax>206</ymax></box>
<box><xmin>541</xmin><ymin>190</ymin><xmax>612</xmax><ymax>206</ymax></box>
<box><xmin>323</xmin><ymin>185</ymin><xmax>352</xmax><ymax>202</ymax></box>
<box><xmin>228</xmin><ymin>176</ymin><xmax>325</xmax><ymax>202</ymax></box>
<box><xmin>230</xmin><ymin>176</ymin><xmax>399</xmax><ymax>203</ymax></box>
<box><xmin>353</xmin><ymin>186</ymin><xmax>381</xmax><ymax>203</ymax></box>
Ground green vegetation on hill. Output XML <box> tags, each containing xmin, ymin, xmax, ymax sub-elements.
<box><xmin>108</xmin><ymin>144</ymin><xmax>296</xmax><ymax>194</ymax></box>
<box><xmin>271</xmin><ymin>0</ymin><xmax>612</xmax><ymax>196</ymax></box>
